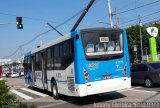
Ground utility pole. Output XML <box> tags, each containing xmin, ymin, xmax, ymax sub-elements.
<box><xmin>115</xmin><ymin>8</ymin><xmax>119</xmax><ymax>28</ymax></box>
<box><xmin>107</xmin><ymin>0</ymin><xmax>113</xmax><ymax>28</ymax></box>
<box><xmin>139</xmin><ymin>15</ymin><xmax>143</xmax><ymax>62</ymax></box>
<box><xmin>19</xmin><ymin>46</ymin><xmax>24</xmax><ymax>63</ymax></box>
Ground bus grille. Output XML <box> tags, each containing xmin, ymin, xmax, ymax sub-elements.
<box><xmin>67</xmin><ymin>77</ymin><xmax>75</xmax><ymax>92</ymax></box>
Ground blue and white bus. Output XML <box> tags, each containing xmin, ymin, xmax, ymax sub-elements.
<box><xmin>23</xmin><ymin>28</ymin><xmax>131</xmax><ymax>99</ymax></box>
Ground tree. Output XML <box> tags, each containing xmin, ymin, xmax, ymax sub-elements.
<box><xmin>0</xmin><ymin>80</ymin><xmax>36</xmax><ymax>108</ymax></box>
<box><xmin>126</xmin><ymin>22</ymin><xmax>160</xmax><ymax>63</ymax></box>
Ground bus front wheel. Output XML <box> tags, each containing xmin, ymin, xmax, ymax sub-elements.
<box><xmin>52</xmin><ymin>81</ymin><xmax>59</xmax><ymax>99</ymax></box>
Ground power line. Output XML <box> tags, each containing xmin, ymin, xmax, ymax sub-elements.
<box><xmin>0</xmin><ymin>0</ymin><xmax>101</xmax><ymax>27</ymax></box>
<box><xmin>120</xmin><ymin>10</ymin><xmax>160</xmax><ymax>26</ymax></box>
<box><xmin>0</xmin><ymin>12</ymin><xmax>58</xmax><ymax>23</ymax></box>
<box><xmin>4</xmin><ymin>0</ymin><xmax>102</xmax><ymax>58</ymax></box>
<box><xmin>117</xmin><ymin>0</ymin><xmax>138</xmax><ymax>11</ymax></box>
<box><xmin>55</xmin><ymin>0</ymin><xmax>101</xmax><ymax>28</ymax></box>
<box><xmin>98</xmin><ymin>0</ymin><xmax>160</xmax><ymax>25</ymax></box>
<box><xmin>143</xmin><ymin>17</ymin><xmax>160</xmax><ymax>26</ymax></box>
<box><xmin>4</xmin><ymin>47</ymin><xmax>20</xmax><ymax>58</ymax></box>
<box><xmin>20</xmin><ymin>29</ymin><xmax>53</xmax><ymax>47</ymax></box>
<box><xmin>121</xmin><ymin>16</ymin><xmax>160</xmax><ymax>28</ymax></box>
<box><xmin>115</xmin><ymin>0</ymin><xmax>160</xmax><ymax>15</ymax></box>
<box><xmin>4</xmin><ymin>29</ymin><xmax>53</xmax><ymax>59</ymax></box>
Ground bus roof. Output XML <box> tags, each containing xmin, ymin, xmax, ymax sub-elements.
<box><xmin>80</xmin><ymin>27</ymin><xmax>123</xmax><ymax>33</ymax></box>
<box><xmin>31</xmin><ymin>33</ymin><xmax>71</xmax><ymax>54</ymax></box>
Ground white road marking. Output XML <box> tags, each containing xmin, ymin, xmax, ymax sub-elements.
<box><xmin>37</xmin><ymin>101</ymin><xmax>68</xmax><ymax>108</ymax></box>
<box><xmin>117</xmin><ymin>87</ymin><xmax>158</xmax><ymax>93</ymax></box>
<box><xmin>117</xmin><ymin>88</ymin><xmax>132</xmax><ymax>93</ymax></box>
<box><xmin>131</xmin><ymin>89</ymin><xmax>158</xmax><ymax>93</ymax></box>
<box><xmin>10</xmin><ymin>89</ymin><xmax>33</xmax><ymax>100</ymax></box>
<box><xmin>132</xmin><ymin>86</ymin><xmax>143</xmax><ymax>89</ymax></box>
<box><xmin>21</xmin><ymin>88</ymin><xmax>48</xmax><ymax>97</ymax></box>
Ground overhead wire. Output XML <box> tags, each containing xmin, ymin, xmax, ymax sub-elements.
<box><xmin>115</xmin><ymin>0</ymin><xmax>160</xmax><ymax>15</ymax></box>
<box><xmin>121</xmin><ymin>16</ymin><xmax>160</xmax><ymax>28</ymax></box>
<box><xmin>4</xmin><ymin>0</ymin><xmax>102</xmax><ymax>58</ymax></box>
<box><xmin>120</xmin><ymin>10</ymin><xmax>160</xmax><ymax>26</ymax></box>
<box><xmin>98</xmin><ymin>0</ymin><xmax>160</xmax><ymax>24</ymax></box>
<box><xmin>141</xmin><ymin>16</ymin><xmax>160</xmax><ymax>26</ymax></box>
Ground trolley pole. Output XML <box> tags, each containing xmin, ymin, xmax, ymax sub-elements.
<box><xmin>70</xmin><ymin>0</ymin><xmax>95</xmax><ymax>32</ymax></box>
<box><xmin>46</xmin><ymin>22</ymin><xmax>63</xmax><ymax>36</ymax></box>
<box><xmin>107</xmin><ymin>0</ymin><xmax>113</xmax><ymax>28</ymax></box>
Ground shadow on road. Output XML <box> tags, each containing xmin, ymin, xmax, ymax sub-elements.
<box><xmin>29</xmin><ymin>87</ymin><xmax>127</xmax><ymax>106</ymax></box>
<box><xmin>59</xmin><ymin>92</ymin><xmax>126</xmax><ymax>106</ymax></box>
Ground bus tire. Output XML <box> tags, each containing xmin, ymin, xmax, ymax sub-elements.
<box><xmin>51</xmin><ymin>81</ymin><xmax>59</xmax><ymax>99</ymax></box>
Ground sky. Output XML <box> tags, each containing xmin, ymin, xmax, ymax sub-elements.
<box><xmin>0</xmin><ymin>0</ymin><xmax>160</xmax><ymax>60</ymax></box>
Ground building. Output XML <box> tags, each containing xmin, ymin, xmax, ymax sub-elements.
<box><xmin>0</xmin><ymin>59</ymin><xmax>12</xmax><ymax>66</ymax></box>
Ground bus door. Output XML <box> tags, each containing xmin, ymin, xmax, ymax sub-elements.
<box><xmin>41</xmin><ymin>52</ymin><xmax>48</xmax><ymax>89</ymax></box>
<box><xmin>31</xmin><ymin>56</ymin><xmax>36</xmax><ymax>86</ymax></box>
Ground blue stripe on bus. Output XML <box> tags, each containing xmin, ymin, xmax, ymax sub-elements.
<box><xmin>35</xmin><ymin>77</ymin><xmax>67</xmax><ymax>83</ymax></box>
<box><xmin>56</xmin><ymin>80</ymin><xmax>67</xmax><ymax>83</ymax></box>
<box><xmin>123</xmin><ymin>29</ymin><xmax>131</xmax><ymax>77</ymax></box>
<box><xmin>71</xmin><ymin>30</ymin><xmax>85</xmax><ymax>84</ymax></box>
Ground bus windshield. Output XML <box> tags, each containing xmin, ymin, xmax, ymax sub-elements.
<box><xmin>81</xmin><ymin>30</ymin><xmax>123</xmax><ymax>59</ymax></box>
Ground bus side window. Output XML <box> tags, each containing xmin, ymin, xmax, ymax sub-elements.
<box><xmin>63</xmin><ymin>42</ymin><xmax>69</xmax><ymax>68</ymax></box>
<box><xmin>54</xmin><ymin>46</ymin><xmax>59</xmax><ymax>58</ymax></box>
<box><xmin>51</xmin><ymin>47</ymin><xmax>54</xmax><ymax>69</ymax></box>
<box><xmin>54</xmin><ymin>45</ymin><xmax>60</xmax><ymax>69</ymax></box>
<box><xmin>69</xmin><ymin>40</ymin><xmax>74</xmax><ymax>61</ymax></box>
<box><xmin>47</xmin><ymin>48</ymin><xmax>52</xmax><ymax>70</ymax></box>
<box><xmin>35</xmin><ymin>53</ymin><xmax>41</xmax><ymax>70</ymax></box>
<box><xmin>63</xmin><ymin>42</ymin><xmax>69</xmax><ymax>56</ymax></box>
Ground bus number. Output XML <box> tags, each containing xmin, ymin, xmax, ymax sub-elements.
<box><xmin>100</xmin><ymin>37</ymin><xmax>109</xmax><ymax>42</ymax></box>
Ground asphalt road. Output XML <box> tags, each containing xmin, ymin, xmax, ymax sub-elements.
<box><xmin>3</xmin><ymin>77</ymin><xmax>160</xmax><ymax>108</ymax></box>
